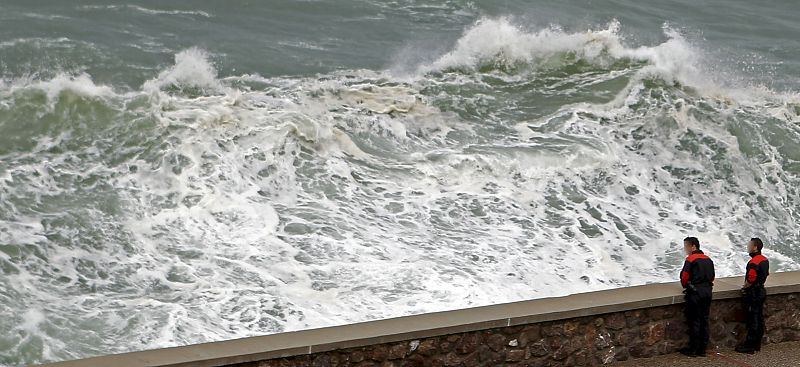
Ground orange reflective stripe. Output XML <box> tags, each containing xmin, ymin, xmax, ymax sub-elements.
<box><xmin>686</xmin><ymin>253</ymin><xmax>710</xmax><ymax>262</ymax></box>
<box><xmin>681</xmin><ymin>271</ymin><xmax>690</xmax><ymax>286</ymax></box>
<box><xmin>747</xmin><ymin>269</ymin><xmax>757</xmax><ymax>283</ymax></box>
<box><xmin>749</xmin><ymin>255</ymin><xmax>768</xmax><ymax>265</ymax></box>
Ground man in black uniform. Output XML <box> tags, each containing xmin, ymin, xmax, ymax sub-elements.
<box><xmin>678</xmin><ymin>237</ymin><xmax>715</xmax><ymax>357</ymax></box>
<box><xmin>736</xmin><ymin>237</ymin><xmax>770</xmax><ymax>354</ymax></box>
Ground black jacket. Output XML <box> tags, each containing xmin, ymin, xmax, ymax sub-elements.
<box><xmin>680</xmin><ymin>250</ymin><xmax>715</xmax><ymax>289</ymax></box>
<box><xmin>745</xmin><ymin>252</ymin><xmax>769</xmax><ymax>287</ymax></box>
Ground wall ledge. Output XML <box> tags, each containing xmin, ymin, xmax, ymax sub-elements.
<box><xmin>33</xmin><ymin>271</ymin><xmax>800</xmax><ymax>367</ymax></box>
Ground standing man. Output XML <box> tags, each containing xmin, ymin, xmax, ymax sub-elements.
<box><xmin>679</xmin><ymin>237</ymin><xmax>715</xmax><ymax>357</ymax></box>
<box><xmin>735</xmin><ymin>238</ymin><xmax>770</xmax><ymax>354</ymax></box>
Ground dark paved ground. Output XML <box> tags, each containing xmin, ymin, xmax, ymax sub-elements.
<box><xmin>613</xmin><ymin>341</ymin><xmax>800</xmax><ymax>367</ymax></box>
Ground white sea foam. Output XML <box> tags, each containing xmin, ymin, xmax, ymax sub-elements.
<box><xmin>419</xmin><ymin>18</ymin><xmax>725</xmax><ymax>97</ymax></box>
<box><xmin>0</xmin><ymin>37</ymin><xmax>72</xmax><ymax>49</ymax></box>
<box><xmin>0</xmin><ymin>73</ymin><xmax>116</xmax><ymax>106</ymax></box>
<box><xmin>77</xmin><ymin>5</ymin><xmax>212</xmax><ymax>18</ymax></box>
<box><xmin>143</xmin><ymin>47</ymin><xmax>222</xmax><ymax>93</ymax></box>
<box><xmin>425</xmin><ymin>18</ymin><xmax>625</xmax><ymax>71</ymax></box>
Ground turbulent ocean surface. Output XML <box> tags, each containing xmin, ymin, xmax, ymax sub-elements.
<box><xmin>1</xmin><ymin>0</ymin><xmax>799</xmax><ymax>365</ymax></box>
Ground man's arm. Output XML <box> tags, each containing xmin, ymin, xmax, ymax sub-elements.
<box><xmin>743</xmin><ymin>262</ymin><xmax>757</xmax><ymax>288</ymax></box>
<box><xmin>710</xmin><ymin>260</ymin><xmax>715</xmax><ymax>284</ymax></box>
<box><xmin>680</xmin><ymin>260</ymin><xmax>691</xmax><ymax>288</ymax></box>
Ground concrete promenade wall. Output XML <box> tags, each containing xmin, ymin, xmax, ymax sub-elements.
<box><xmin>36</xmin><ymin>271</ymin><xmax>800</xmax><ymax>367</ymax></box>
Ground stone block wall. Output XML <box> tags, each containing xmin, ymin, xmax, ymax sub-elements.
<box><xmin>233</xmin><ymin>293</ymin><xmax>800</xmax><ymax>367</ymax></box>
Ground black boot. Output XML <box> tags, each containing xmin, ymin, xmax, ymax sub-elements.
<box><xmin>735</xmin><ymin>344</ymin><xmax>756</xmax><ymax>354</ymax></box>
<box><xmin>679</xmin><ymin>347</ymin><xmax>698</xmax><ymax>357</ymax></box>
<box><xmin>695</xmin><ymin>347</ymin><xmax>707</xmax><ymax>357</ymax></box>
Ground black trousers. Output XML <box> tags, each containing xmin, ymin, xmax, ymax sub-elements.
<box><xmin>742</xmin><ymin>287</ymin><xmax>766</xmax><ymax>348</ymax></box>
<box><xmin>685</xmin><ymin>287</ymin><xmax>712</xmax><ymax>351</ymax></box>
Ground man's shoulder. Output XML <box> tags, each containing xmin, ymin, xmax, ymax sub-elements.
<box><xmin>686</xmin><ymin>253</ymin><xmax>711</xmax><ymax>262</ymax></box>
<box><xmin>750</xmin><ymin>254</ymin><xmax>768</xmax><ymax>265</ymax></box>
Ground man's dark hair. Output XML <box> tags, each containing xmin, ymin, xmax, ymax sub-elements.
<box><xmin>751</xmin><ymin>237</ymin><xmax>764</xmax><ymax>251</ymax></box>
<box><xmin>684</xmin><ymin>237</ymin><xmax>700</xmax><ymax>249</ymax></box>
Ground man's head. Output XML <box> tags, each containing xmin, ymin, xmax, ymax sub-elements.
<box><xmin>683</xmin><ymin>237</ymin><xmax>700</xmax><ymax>255</ymax></box>
<box><xmin>748</xmin><ymin>238</ymin><xmax>764</xmax><ymax>254</ymax></box>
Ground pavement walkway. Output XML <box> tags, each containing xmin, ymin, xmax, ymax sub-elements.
<box><xmin>613</xmin><ymin>341</ymin><xmax>800</xmax><ymax>367</ymax></box>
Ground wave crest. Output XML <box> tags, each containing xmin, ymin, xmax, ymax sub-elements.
<box><xmin>143</xmin><ymin>47</ymin><xmax>222</xmax><ymax>94</ymax></box>
<box><xmin>422</xmin><ymin>18</ymin><xmax>703</xmax><ymax>89</ymax></box>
